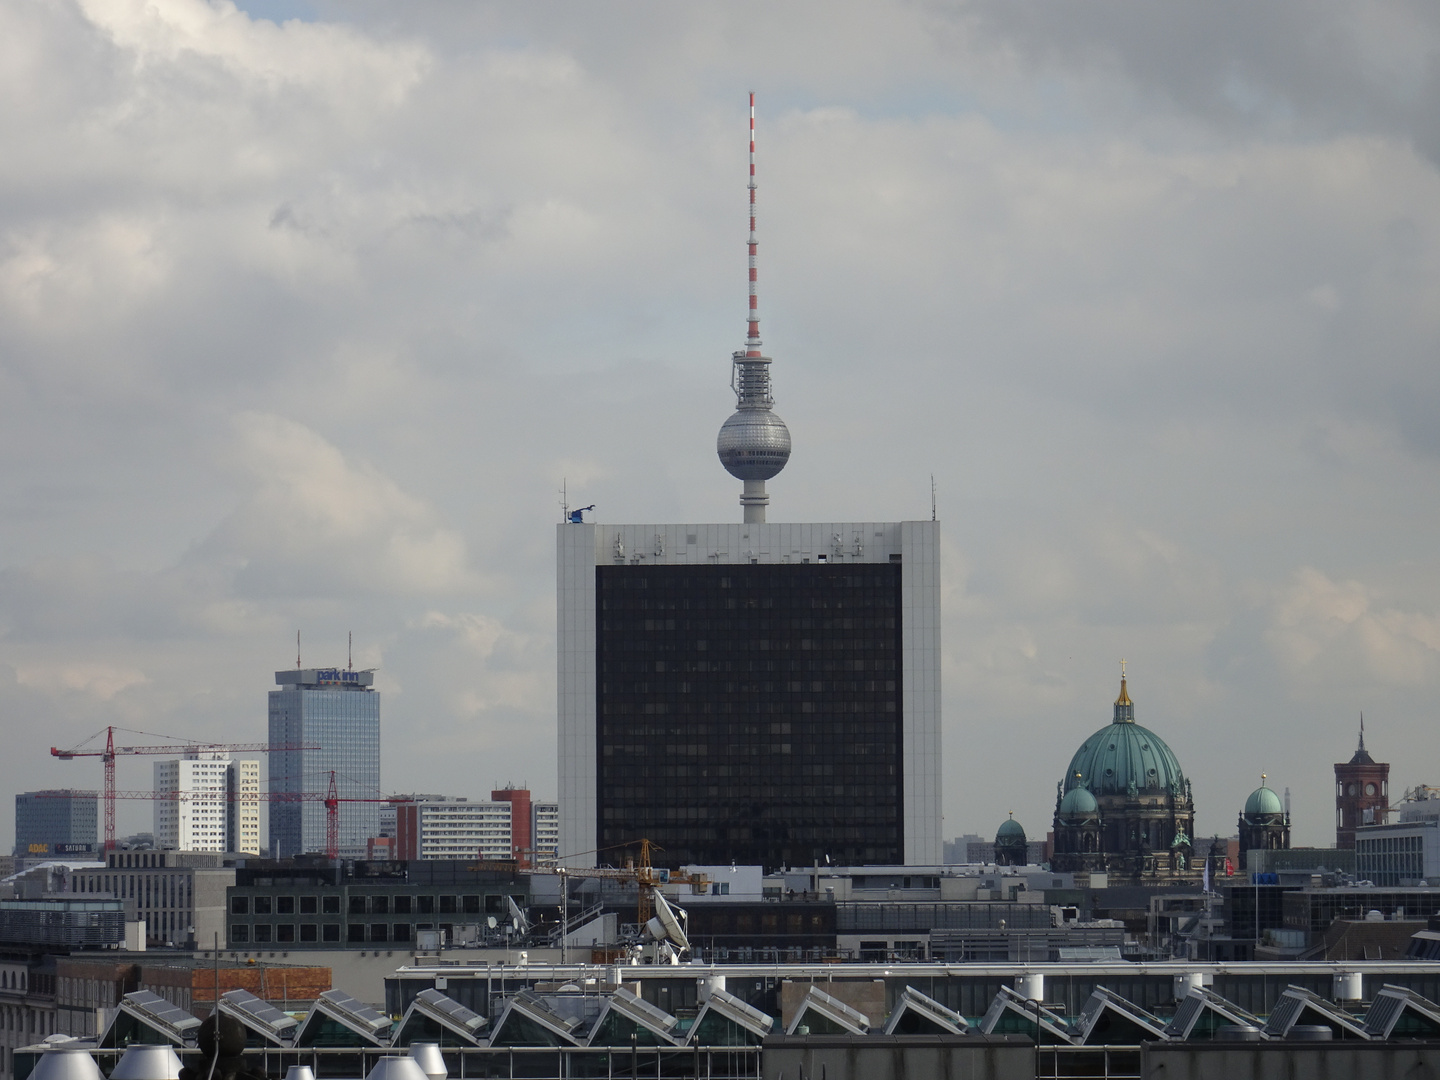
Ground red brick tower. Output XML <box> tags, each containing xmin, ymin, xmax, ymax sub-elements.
<box><xmin>1335</xmin><ymin>717</ymin><xmax>1389</xmax><ymax>849</ymax></box>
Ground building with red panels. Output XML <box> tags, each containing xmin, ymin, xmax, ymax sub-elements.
<box><xmin>491</xmin><ymin>788</ymin><xmax>531</xmax><ymax>864</ymax></box>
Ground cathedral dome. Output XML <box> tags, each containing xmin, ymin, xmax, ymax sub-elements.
<box><xmin>996</xmin><ymin>817</ymin><xmax>1026</xmax><ymax>842</ymax></box>
<box><xmin>1244</xmin><ymin>783</ymin><xmax>1284</xmax><ymax>820</ymax></box>
<box><xmin>1062</xmin><ymin>675</ymin><xmax>1187</xmax><ymax>799</ymax></box>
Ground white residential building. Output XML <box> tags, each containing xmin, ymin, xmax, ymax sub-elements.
<box><xmin>154</xmin><ymin>755</ymin><xmax>260</xmax><ymax>854</ymax></box>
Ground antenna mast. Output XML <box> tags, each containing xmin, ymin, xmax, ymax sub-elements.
<box><xmin>746</xmin><ymin>91</ymin><xmax>761</xmax><ymax>356</ymax></box>
<box><xmin>716</xmin><ymin>92</ymin><xmax>791</xmax><ymax>523</ymax></box>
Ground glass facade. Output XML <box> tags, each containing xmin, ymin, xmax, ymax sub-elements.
<box><xmin>596</xmin><ymin>563</ymin><xmax>903</xmax><ymax>870</ymax></box>
<box><xmin>14</xmin><ymin>791</ymin><xmax>98</xmax><ymax>857</ymax></box>
<box><xmin>269</xmin><ymin>682</ymin><xmax>381</xmax><ymax>857</ymax></box>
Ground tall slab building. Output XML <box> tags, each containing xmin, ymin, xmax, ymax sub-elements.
<box><xmin>268</xmin><ymin>667</ymin><xmax>380</xmax><ymax>858</ymax></box>
<box><xmin>558</xmin><ymin>97</ymin><xmax>941</xmax><ymax>871</ymax></box>
<box><xmin>153</xmin><ymin>755</ymin><xmax>260</xmax><ymax>854</ymax></box>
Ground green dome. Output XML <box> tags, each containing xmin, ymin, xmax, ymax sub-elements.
<box><xmin>1063</xmin><ymin>677</ymin><xmax>1187</xmax><ymax>799</ymax></box>
<box><xmin>996</xmin><ymin>817</ymin><xmax>1026</xmax><ymax>840</ymax></box>
<box><xmin>1244</xmin><ymin>784</ymin><xmax>1284</xmax><ymax>818</ymax></box>
<box><xmin>1059</xmin><ymin>786</ymin><xmax>1099</xmax><ymax>819</ymax></box>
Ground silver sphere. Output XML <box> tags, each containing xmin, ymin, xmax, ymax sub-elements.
<box><xmin>717</xmin><ymin>409</ymin><xmax>791</xmax><ymax>481</ymax></box>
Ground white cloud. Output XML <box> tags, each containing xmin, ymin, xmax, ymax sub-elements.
<box><xmin>1268</xmin><ymin>567</ymin><xmax>1440</xmax><ymax>687</ymax></box>
<box><xmin>0</xmin><ymin>0</ymin><xmax>1438</xmax><ymax>848</ymax></box>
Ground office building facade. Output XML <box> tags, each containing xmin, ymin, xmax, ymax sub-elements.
<box><xmin>532</xmin><ymin>802</ymin><xmax>559</xmax><ymax>866</ymax></box>
<box><xmin>13</xmin><ymin>791</ymin><xmax>97</xmax><ymax>859</ymax></box>
<box><xmin>392</xmin><ymin>790</ymin><xmax>558</xmax><ymax>864</ymax></box>
<box><xmin>559</xmin><ymin>520</ymin><xmax>941</xmax><ymax>871</ymax></box>
<box><xmin>395</xmin><ymin>798</ymin><xmax>514</xmax><ymax>861</ymax></box>
<box><xmin>268</xmin><ymin>668</ymin><xmax>380</xmax><ymax>858</ymax></box>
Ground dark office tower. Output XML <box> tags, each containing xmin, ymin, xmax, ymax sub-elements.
<box><xmin>1335</xmin><ymin>718</ymin><xmax>1389</xmax><ymax>850</ymax></box>
<box><xmin>269</xmin><ymin>667</ymin><xmax>380</xmax><ymax>858</ymax></box>
<box><xmin>14</xmin><ymin>790</ymin><xmax>98</xmax><ymax>858</ymax></box>
<box><xmin>559</xmin><ymin>522</ymin><xmax>941</xmax><ymax>871</ymax></box>
<box><xmin>557</xmin><ymin>100</ymin><xmax>941</xmax><ymax>870</ymax></box>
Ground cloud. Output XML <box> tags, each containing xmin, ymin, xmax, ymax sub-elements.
<box><xmin>193</xmin><ymin>412</ymin><xmax>480</xmax><ymax>598</ymax></box>
<box><xmin>0</xmin><ymin>0</ymin><xmax>1438</xmax><ymax>850</ymax></box>
<box><xmin>1267</xmin><ymin>567</ymin><xmax>1440</xmax><ymax>687</ymax></box>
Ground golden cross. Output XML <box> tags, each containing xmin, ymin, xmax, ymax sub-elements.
<box><xmin>1120</xmin><ymin>658</ymin><xmax>1126</xmax><ymax>678</ymax></box>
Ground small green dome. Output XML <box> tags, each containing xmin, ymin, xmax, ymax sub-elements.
<box><xmin>1244</xmin><ymin>784</ymin><xmax>1284</xmax><ymax>819</ymax></box>
<box><xmin>996</xmin><ymin>817</ymin><xmax>1026</xmax><ymax>841</ymax></box>
<box><xmin>1059</xmin><ymin>786</ymin><xmax>1099</xmax><ymax>819</ymax></box>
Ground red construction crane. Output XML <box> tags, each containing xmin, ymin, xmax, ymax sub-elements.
<box><xmin>50</xmin><ymin>726</ymin><xmax>319</xmax><ymax>853</ymax></box>
<box><xmin>61</xmin><ymin>771</ymin><xmax>395</xmax><ymax>860</ymax></box>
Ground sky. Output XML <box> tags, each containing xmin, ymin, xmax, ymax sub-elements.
<box><xmin>2</xmin><ymin>0</ymin><xmax>1438</xmax><ymax>852</ymax></box>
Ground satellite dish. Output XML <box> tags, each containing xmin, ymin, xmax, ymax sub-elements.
<box><xmin>486</xmin><ymin>916</ymin><xmax>498</xmax><ymax>930</ymax></box>
<box><xmin>647</xmin><ymin>892</ymin><xmax>690</xmax><ymax>949</ymax></box>
<box><xmin>507</xmin><ymin>895</ymin><xmax>530</xmax><ymax>933</ymax></box>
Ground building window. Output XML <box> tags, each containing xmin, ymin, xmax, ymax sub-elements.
<box><xmin>349</xmin><ymin>897</ymin><xmax>366</xmax><ymax>915</ymax></box>
<box><xmin>299</xmin><ymin>925</ymin><xmax>318</xmax><ymax>943</ymax></box>
<box><xmin>231</xmin><ymin>897</ymin><xmax>249</xmax><ymax>915</ymax></box>
<box><xmin>276</xmin><ymin>925</ymin><xmax>295</xmax><ymax>943</ymax></box>
<box><xmin>300</xmin><ymin>896</ymin><xmax>317</xmax><ymax>915</ymax></box>
<box><xmin>230</xmin><ymin>925</ymin><xmax>249</xmax><ymax>944</ymax></box>
<box><xmin>276</xmin><ymin>897</ymin><xmax>295</xmax><ymax>915</ymax></box>
<box><xmin>371</xmin><ymin>896</ymin><xmax>389</xmax><ymax>915</ymax></box>
<box><xmin>417</xmin><ymin>896</ymin><xmax>434</xmax><ymax>914</ymax></box>
<box><xmin>253</xmin><ymin>897</ymin><xmax>272</xmax><ymax>915</ymax></box>
<box><xmin>393</xmin><ymin>924</ymin><xmax>411</xmax><ymax>942</ymax></box>
<box><xmin>463</xmin><ymin>895</ymin><xmax>481</xmax><ymax>914</ymax></box>
<box><xmin>322</xmin><ymin>924</ymin><xmax>340</xmax><ymax>943</ymax></box>
<box><xmin>254</xmin><ymin>925</ymin><xmax>272</xmax><ymax>943</ymax></box>
<box><xmin>439</xmin><ymin>896</ymin><xmax>457</xmax><ymax>914</ymax></box>
<box><xmin>370</xmin><ymin>924</ymin><xmax>388</xmax><ymax>942</ymax></box>
<box><xmin>394</xmin><ymin>896</ymin><xmax>412</xmax><ymax>914</ymax></box>
<box><xmin>322</xmin><ymin>896</ymin><xmax>340</xmax><ymax>914</ymax></box>
<box><xmin>348</xmin><ymin>924</ymin><xmax>365</xmax><ymax>943</ymax></box>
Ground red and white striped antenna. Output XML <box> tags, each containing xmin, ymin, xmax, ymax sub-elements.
<box><xmin>746</xmin><ymin>90</ymin><xmax>761</xmax><ymax>357</ymax></box>
<box><xmin>718</xmin><ymin>91</ymin><xmax>791</xmax><ymax>524</ymax></box>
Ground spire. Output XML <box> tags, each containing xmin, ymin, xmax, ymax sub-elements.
<box><xmin>716</xmin><ymin>92</ymin><xmax>791</xmax><ymax>523</ymax></box>
<box><xmin>1348</xmin><ymin>712</ymin><xmax>1375</xmax><ymax>764</ymax></box>
<box><xmin>1113</xmin><ymin>659</ymin><xmax>1135</xmax><ymax>723</ymax></box>
<box><xmin>746</xmin><ymin>91</ymin><xmax>761</xmax><ymax>357</ymax></box>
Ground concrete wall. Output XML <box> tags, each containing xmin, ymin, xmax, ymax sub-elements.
<box><xmin>1142</xmin><ymin>1041</ymin><xmax>1440</xmax><ymax>1079</ymax></box>
<box><xmin>763</xmin><ymin>1035</ymin><xmax>1034</xmax><ymax>1080</ymax></box>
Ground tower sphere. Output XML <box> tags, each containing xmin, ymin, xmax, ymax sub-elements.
<box><xmin>717</xmin><ymin>406</ymin><xmax>791</xmax><ymax>482</ymax></box>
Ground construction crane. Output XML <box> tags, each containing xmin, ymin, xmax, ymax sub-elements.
<box><xmin>559</xmin><ymin>839</ymin><xmax>710</xmax><ymax>926</ymax></box>
<box><xmin>51</xmin><ymin>771</ymin><xmax>394</xmax><ymax>861</ymax></box>
<box><xmin>50</xmin><ymin>726</ymin><xmax>320</xmax><ymax>852</ymax></box>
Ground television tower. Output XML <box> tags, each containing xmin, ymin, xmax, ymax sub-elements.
<box><xmin>717</xmin><ymin>92</ymin><xmax>791</xmax><ymax>523</ymax></box>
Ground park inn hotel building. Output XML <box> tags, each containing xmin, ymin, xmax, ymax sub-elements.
<box><xmin>558</xmin><ymin>521</ymin><xmax>941</xmax><ymax>871</ymax></box>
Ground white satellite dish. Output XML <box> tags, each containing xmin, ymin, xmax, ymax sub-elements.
<box><xmin>507</xmin><ymin>895</ymin><xmax>530</xmax><ymax>933</ymax></box>
<box><xmin>646</xmin><ymin>891</ymin><xmax>690</xmax><ymax>949</ymax></box>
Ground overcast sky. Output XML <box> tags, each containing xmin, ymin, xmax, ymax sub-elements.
<box><xmin>2</xmin><ymin>0</ymin><xmax>1438</xmax><ymax>852</ymax></box>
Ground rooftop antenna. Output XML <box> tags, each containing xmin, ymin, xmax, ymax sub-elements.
<box><xmin>1284</xmin><ymin>786</ymin><xmax>1291</xmax><ymax>820</ymax></box>
<box><xmin>560</xmin><ymin>478</ymin><xmax>568</xmax><ymax>524</ymax></box>
<box><xmin>717</xmin><ymin>91</ymin><xmax>791</xmax><ymax>523</ymax></box>
<box><xmin>348</xmin><ymin>631</ymin><xmax>353</xmax><ymax>672</ymax></box>
<box><xmin>296</xmin><ymin>630</ymin><xmax>301</xmax><ymax>670</ymax></box>
<box><xmin>931</xmin><ymin>475</ymin><xmax>937</xmax><ymax>522</ymax></box>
